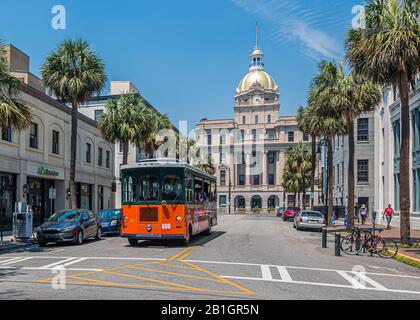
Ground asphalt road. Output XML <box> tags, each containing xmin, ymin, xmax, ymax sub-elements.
<box><xmin>0</xmin><ymin>214</ymin><xmax>419</xmax><ymax>300</ymax></box>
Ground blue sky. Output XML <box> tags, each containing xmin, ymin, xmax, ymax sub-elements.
<box><xmin>1</xmin><ymin>0</ymin><xmax>360</xmax><ymax>129</ymax></box>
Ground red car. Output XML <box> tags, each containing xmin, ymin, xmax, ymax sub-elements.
<box><xmin>283</xmin><ymin>207</ymin><xmax>301</xmax><ymax>221</ymax></box>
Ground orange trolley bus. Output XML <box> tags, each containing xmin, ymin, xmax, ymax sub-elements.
<box><xmin>120</xmin><ymin>159</ymin><xmax>218</xmax><ymax>245</ymax></box>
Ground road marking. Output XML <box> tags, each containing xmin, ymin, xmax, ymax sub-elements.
<box><xmin>337</xmin><ymin>271</ymin><xmax>366</xmax><ymax>289</ymax></box>
<box><xmin>220</xmin><ymin>275</ymin><xmax>420</xmax><ymax>295</ymax></box>
<box><xmin>40</xmin><ymin>258</ymin><xmax>77</xmax><ymax>269</ymax></box>
<box><xmin>0</xmin><ymin>257</ymin><xmax>32</xmax><ymax>266</ymax></box>
<box><xmin>354</xmin><ymin>273</ymin><xmax>387</xmax><ymax>291</ymax></box>
<box><xmin>185</xmin><ymin>259</ymin><xmax>420</xmax><ymax>279</ymax></box>
<box><xmin>261</xmin><ymin>265</ymin><xmax>273</xmax><ymax>280</ymax></box>
<box><xmin>62</xmin><ymin>258</ymin><xmax>87</xmax><ymax>267</ymax></box>
<box><xmin>277</xmin><ymin>266</ymin><xmax>292</xmax><ymax>282</ymax></box>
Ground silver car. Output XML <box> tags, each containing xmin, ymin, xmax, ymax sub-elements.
<box><xmin>293</xmin><ymin>211</ymin><xmax>326</xmax><ymax>232</ymax></box>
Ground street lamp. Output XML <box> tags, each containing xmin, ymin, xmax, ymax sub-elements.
<box><xmin>318</xmin><ymin>138</ymin><xmax>329</xmax><ymax>224</ymax></box>
<box><xmin>228</xmin><ymin>166</ymin><xmax>232</xmax><ymax>215</ymax></box>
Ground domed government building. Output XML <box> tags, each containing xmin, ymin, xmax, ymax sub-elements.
<box><xmin>195</xmin><ymin>33</ymin><xmax>322</xmax><ymax>214</ymax></box>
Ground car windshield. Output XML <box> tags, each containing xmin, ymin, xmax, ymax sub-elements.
<box><xmin>97</xmin><ymin>209</ymin><xmax>121</xmax><ymax>219</ymax></box>
<box><xmin>49</xmin><ymin>210</ymin><xmax>80</xmax><ymax>223</ymax></box>
<box><xmin>301</xmin><ymin>212</ymin><xmax>324</xmax><ymax>218</ymax></box>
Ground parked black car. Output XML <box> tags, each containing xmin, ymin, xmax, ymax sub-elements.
<box><xmin>36</xmin><ymin>209</ymin><xmax>102</xmax><ymax>246</ymax></box>
<box><xmin>97</xmin><ymin>209</ymin><xmax>122</xmax><ymax>235</ymax></box>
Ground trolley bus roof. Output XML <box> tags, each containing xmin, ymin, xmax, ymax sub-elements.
<box><xmin>120</xmin><ymin>159</ymin><xmax>216</xmax><ymax>181</ymax></box>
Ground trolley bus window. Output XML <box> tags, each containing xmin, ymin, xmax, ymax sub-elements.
<box><xmin>194</xmin><ymin>178</ymin><xmax>203</xmax><ymax>203</ymax></box>
<box><xmin>185</xmin><ymin>176</ymin><xmax>193</xmax><ymax>203</ymax></box>
<box><xmin>162</xmin><ymin>175</ymin><xmax>183</xmax><ymax>201</ymax></box>
<box><xmin>122</xmin><ymin>176</ymin><xmax>134</xmax><ymax>203</ymax></box>
<box><xmin>138</xmin><ymin>175</ymin><xmax>159</xmax><ymax>202</ymax></box>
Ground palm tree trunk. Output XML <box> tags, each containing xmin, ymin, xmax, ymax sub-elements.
<box><xmin>70</xmin><ymin>99</ymin><xmax>78</xmax><ymax>209</ymax></box>
<box><xmin>122</xmin><ymin>143</ymin><xmax>129</xmax><ymax>165</ymax></box>
<box><xmin>398</xmin><ymin>75</ymin><xmax>412</xmax><ymax>245</ymax></box>
<box><xmin>347</xmin><ymin>113</ymin><xmax>355</xmax><ymax>229</ymax></box>
<box><xmin>327</xmin><ymin>135</ymin><xmax>334</xmax><ymax>227</ymax></box>
<box><xmin>311</xmin><ymin>135</ymin><xmax>316</xmax><ymax>210</ymax></box>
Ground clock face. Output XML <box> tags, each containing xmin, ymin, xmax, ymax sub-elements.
<box><xmin>253</xmin><ymin>95</ymin><xmax>262</xmax><ymax>104</ymax></box>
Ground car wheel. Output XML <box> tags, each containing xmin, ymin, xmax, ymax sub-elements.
<box><xmin>128</xmin><ymin>238</ymin><xmax>139</xmax><ymax>246</ymax></box>
<box><xmin>75</xmin><ymin>230</ymin><xmax>84</xmax><ymax>245</ymax></box>
<box><xmin>38</xmin><ymin>241</ymin><xmax>48</xmax><ymax>247</ymax></box>
<box><xmin>95</xmin><ymin>227</ymin><xmax>102</xmax><ymax>241</ymax></box>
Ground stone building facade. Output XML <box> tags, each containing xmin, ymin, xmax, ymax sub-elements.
<box><xmin>195</xmin><ymin>44</ymin><xmax>321</xmax><ymax>214</ymax></box>
<box><xmin>0</xmin><ymin>45</ymin><xmax>115</xmax><ymax>229</ymax></box>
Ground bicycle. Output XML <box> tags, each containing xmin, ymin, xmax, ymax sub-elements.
<box><xmin>341</xmin><ymin>226</ymin><xmax>399</xmax><ymax>259</ymax></box>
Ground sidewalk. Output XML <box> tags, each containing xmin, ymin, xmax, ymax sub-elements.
<box><xmin>0</xmin><ymin>232</ymin><xmax>37</xmax><ymax>254</ymax></box>
<box><xmin>327</xmin><ymin>221</ymin><xmax>420</xmax><ymax>263</ymax></box>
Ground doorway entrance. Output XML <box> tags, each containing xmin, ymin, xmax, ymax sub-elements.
<box><xmin>27</xmin><ymin>178</ymin><xmax>55</xmax><ymax>227</ymax></box>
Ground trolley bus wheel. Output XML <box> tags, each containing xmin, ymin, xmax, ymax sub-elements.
<box><xmin>128</xmin><ymin>239</ymin><xmax>139</xmax><ymax>246</ymax></box>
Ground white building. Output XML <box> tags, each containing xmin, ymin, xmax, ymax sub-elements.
<box><xmin>195</xmin><ymin>43</ymin><xmax>321</xmax><ymax>214</ymax></box>
<box><xmin>78</xmin><ymin>81</ymin><xmax>169</xmax><ymax>208</ymax></box>
<box><xmin>331</xmin><ymin>113</ymin><xmax>376</xmax><ymax>216</ymax></box>
<box><xmin>0</xmin><ymin>44</ymin><xmax>115</xmax><ymax>229</ymax></box>
<box><xmin>374</xmin><ymin>78</ymin><xmax>420</xmax><ymax>228</ymax></box>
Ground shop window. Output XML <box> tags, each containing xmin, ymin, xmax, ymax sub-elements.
<box><xmin>29</xmin><ymin>123</ymin><xmax>38</xmax><ymax>149</ymax></box>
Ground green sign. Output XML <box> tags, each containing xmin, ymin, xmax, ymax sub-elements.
<box><xmin>38</xmin><ymin>166</ymin><xmax>60</xmax><ymax>177</ymax></box>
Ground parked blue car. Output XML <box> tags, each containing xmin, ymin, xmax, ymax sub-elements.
<box><xmin>96</xmin><ymin>209</ymin><xmax>122</xmax><ymax>235</ymax></box>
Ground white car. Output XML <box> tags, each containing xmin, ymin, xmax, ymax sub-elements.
<box><xmin>293</xmin><ymin>211</ymin><xmax>326</xmax><ymax>232</ymax></box>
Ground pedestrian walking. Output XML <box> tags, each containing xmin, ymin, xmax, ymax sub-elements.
<box><xmin>384</xmin><ymin>204</ymin><xmax>394</xmax><ymax>230</ymax></box>
<box><xmin>359</xmin><ymin>204</ymin><xmax>368</xmax><ymax>225</ymax></box>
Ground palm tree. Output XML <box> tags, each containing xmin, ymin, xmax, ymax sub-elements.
<box><xmin>140</xmin><ymin>109</ymin><xmax>172</xmax><ymax>159</ymax></box>
<box><xmin>196</xmin><ymin>158</ymin><xmax>216</xmax><ymax>176</ymax></box>
<box><xmin>297</xmin><ymin>106</ymin><xmax>319</xmax><ymax>210</ymax></box>
<box><xmin>346</xmin><ymin>0</ymin><xmax>419</xmax><ymax>244</ymax></box>
<box><xmin>0</xmin><ymin>39</ymin><xmax>32</xmax><ymax>130</ymax></box>
<box><xmin>41</xmin><ymin>39</ymin><xmax>106</xmax><ymax>209</ymax></box>
<box><xmin>98</xmin><ymin>94</ymin><xmax>149</xmax><ymax>165</ymax></box>
<box><xmin>328</xmin><ymin>67</ymin><xmax>381</xmax><ymax>228</ymax></box>
<box><xmin>308</xmin><ymin>61</ymin><xmax>347</xmax><ymax>226</ymax></box>
<box><xmin>283</xmin><ymin>143</ymin><xmax>312</xmax><ymax>209</ymax></box>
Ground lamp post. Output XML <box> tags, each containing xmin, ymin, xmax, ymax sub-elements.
<box><xmin>228</xmin><ymin>166</ymin><xmax>232</xmax><ymax>215</ymax></box>
<box><xmin>317</xmin><ymin>138</ymin><xmax>329</xmax><ymax>225</ymax></box>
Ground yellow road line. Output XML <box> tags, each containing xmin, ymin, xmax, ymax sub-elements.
<box><xmin>101</xmin><ymin>269</ymin><xmax>205</xmax><ymax>292</ymax></box>
<box><xmin>33</xmin><ymin>246</ymin><xmax>255</xmax><ymax>296</ymax></box>
<box><xmin>128</xmin><ymin>266</ymin><xmax>224</xmax><ymax>283</ymax></box>
<box><xmin>156</xmin><ymin>262</ymin><xmax>197</xmax><ymax>271</ymax></box>
<box><xmin>181</xmin><ymin>260</ymin><xmax>256</xmax><ymax>295</ymax></box>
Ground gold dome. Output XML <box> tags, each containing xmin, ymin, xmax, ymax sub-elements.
<box><xmin>236</xmin><ymin>70</ymin><xmax>278</xmax><ymax>94</ymax></box>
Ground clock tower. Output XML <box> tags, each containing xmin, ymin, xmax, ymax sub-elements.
<box><xmin>234</xmin><ymin>42</ymin><xmax>280</xmax><ymax>126</ymax></box>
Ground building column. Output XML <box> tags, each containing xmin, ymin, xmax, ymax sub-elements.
<box><xmin>246</xmin><ymin>152</ymin><xmax>252</xmax><ymax>187</ymax></box>
<box><xmin>262</xmin><ymin>151</ymin><xmax>268</xmax><ymax>186</ymax></box>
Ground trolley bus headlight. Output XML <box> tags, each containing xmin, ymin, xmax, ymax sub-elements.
<box><xmin>176</xmin><ymin>216</ymin><xmax>182</xmax><ymax>222</ymax></box>
<box><xmin>146</xmin><ymin>225</ymin><xmax>152</xmax><ymax>232</ymax></box>
<box><xmin>124</xmin><ymin>216</ymin><xmax>128</xmax><ymax>223</ymax></box>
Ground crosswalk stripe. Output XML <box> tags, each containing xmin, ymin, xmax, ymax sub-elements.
<box><xmin>354</xmin><ymin>273</ymin><xmax>388</xmax><ymax>291</ymax></box>
<box><xmin>62</xmin><ymin>258</ymin><xmax>87</xmax><ymax>267</ymax></box>
<box><xmin>0</xmin><ymin>257</ymin><xmax>32</xmax><ymax>266</ymax></box>
<box><xmin>337</xmin><ymin>271</ymin><xmax>366</xmax><ymax>289</ymax></box>
<box><xmin>261</xmin><ymin>265</ymin><xmax>273</xmax><ymax>280</ymax></box>
<box><xmin>0</xmin><ymin>258</ymin><xmax>22</xmax><ymax>265</ymax></box>
<box><xmin>40</xmin><ymin>258</ymin><xmax>77</xmax><ymax>269</ymax></box>
<box><xmin>277</xmin><ymin>266</ymin><xmax>293</xmax><ymax>282</ymax></box>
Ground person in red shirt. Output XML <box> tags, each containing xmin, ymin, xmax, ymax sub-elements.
<box><xmin>384</xmin><ymin>204</ymin><xmax>394</xmax><ymax>230</ymax></box>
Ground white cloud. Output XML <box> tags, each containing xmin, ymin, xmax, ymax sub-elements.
<box><xmin>231</xmin><ymin>0</ymin><xmax>343</xmax><ymax>60</ymax></box>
